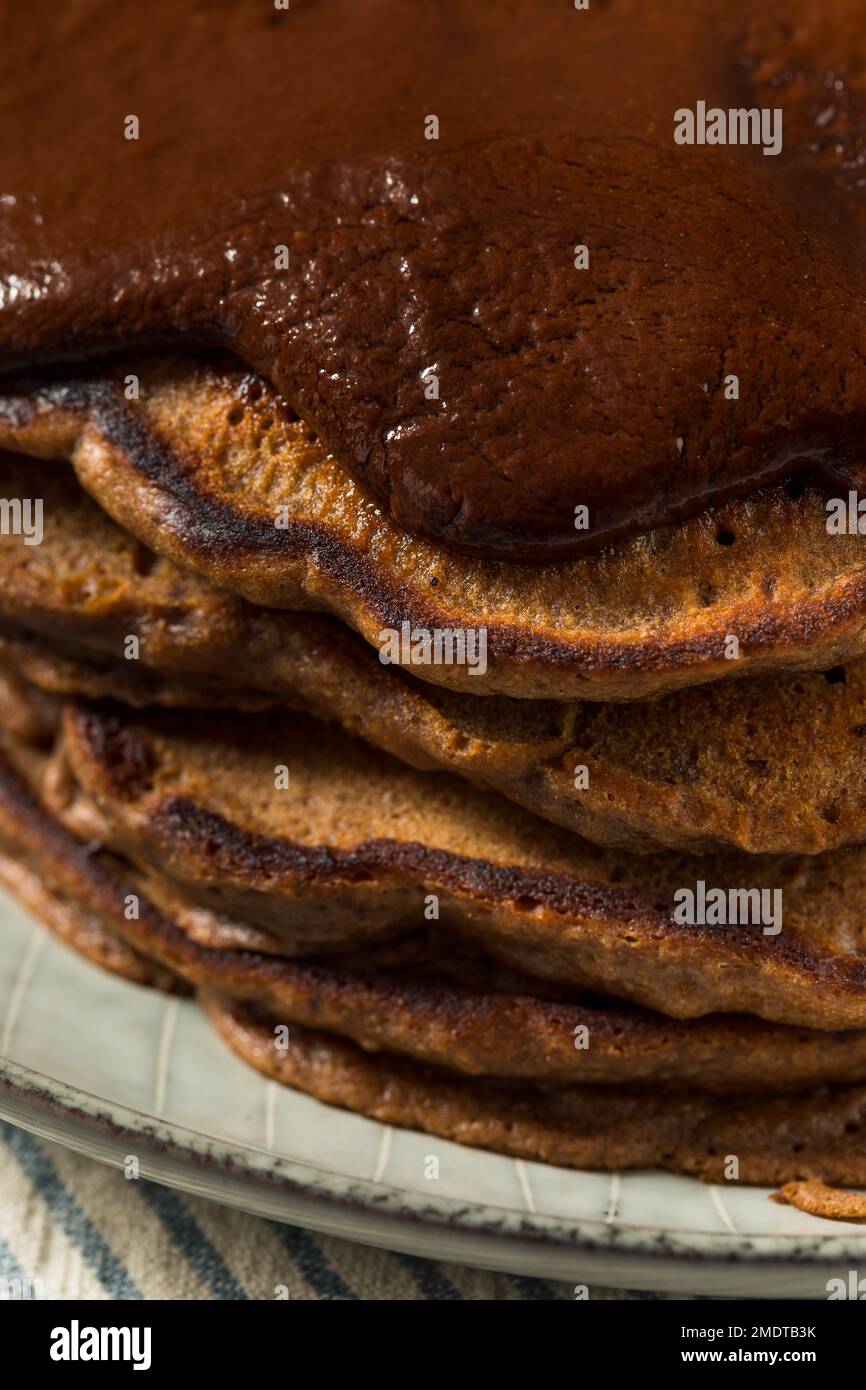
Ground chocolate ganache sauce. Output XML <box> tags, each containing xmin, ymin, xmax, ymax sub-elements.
<box><xmin>1</xmin><ymin>0</ymin><xmax>865</xmax><ymax>561</ymax></box>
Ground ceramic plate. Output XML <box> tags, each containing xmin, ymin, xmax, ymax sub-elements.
<box><xmin>1</xmin><ymin>888</ymin><xmax>864</xmax><ymax>1298</ymax></box>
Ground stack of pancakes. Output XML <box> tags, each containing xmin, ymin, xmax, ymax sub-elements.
<box><xmin>1</xmin><ymin>355</ymin><xmax>865</xmax><ymax>1193</ymax></box>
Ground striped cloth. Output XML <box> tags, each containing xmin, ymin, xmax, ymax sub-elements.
<box><xmin>0</xmin><ymin>1118</ymin><xmax>683</xmax><ymax>1300</ymax></box>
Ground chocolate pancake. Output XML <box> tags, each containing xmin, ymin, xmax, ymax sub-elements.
<box><xmin>2</xmin><ymin>358</ymin><xmax>866</xmax><ymax>701</ymax></box>
<box><xmin>0</xmin><ymin>631</ymin><xmax>272</xmax><ymax>715</ymax></box>
<box><xmin>208</xmin><ymin>999</ymin><xmax>866</xmax><ymax>1187</ymax></box>
<box><xmin>12</xmin><ymin>742</ymin><xmax>866</xmax><ymax>1094</ymax></box>
<box><xmin>0</xmin><ymin>834</ymin><xmax>179</xmax><ymax>994</ymax></box>
<box><xmin>6</xmin><ymin>738</ymin><xmax>866</xmax><ymax>1186</ymax></box>
<box><xmin>29</xmin><ymin>691</ymin><xmax>866</xmax><ymax>1032</ymax></box>
<box><xmin>2</xmin><ymin>450</ymin><xmax>866</xmax><ymax>857</ymax></box>
<box><xmin>0</xmin><ymin>729</ymin><xmax>181</xmax><ymax>993</ymax></box>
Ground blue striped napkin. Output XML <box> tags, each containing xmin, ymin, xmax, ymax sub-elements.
<box><xmin>0</xmin><ymin>1119</ymin><xmax>679</xmax><ymax>1301</ymax></box>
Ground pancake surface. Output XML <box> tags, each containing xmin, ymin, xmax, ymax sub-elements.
<box><xmin>209</xmin><ymin>1000</ymin><xmax>866</xmax><ymax>1187</ymax></box>
<box><xmin>4</xmin><ymin>735</ymin><xmax>866</xmax><ymax>1185</ymax></box>
<box><xmin>3</xmin><ymin>451</ymin><xmax>865</xmax><ymax>856</ymax></box>
<box><xmin>2</xmin><ymin>359</ymin><xmax>866</xmax><ymax>701</ymax></box>
<box><xmin>19</xmin><ymin>690</ymin><xmax>866</xmax><ymax>1031</ymax></box>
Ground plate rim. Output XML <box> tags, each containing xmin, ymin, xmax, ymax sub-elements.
<box><xmin>4</xmin><ymin>1049</ymin><xmax>866</xmax><ymax>1272</ymax></box>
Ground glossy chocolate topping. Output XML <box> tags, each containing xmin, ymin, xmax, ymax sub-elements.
<box><xmin>1</xmin><ymin>0</ymin><xmax>866</xmax><ymax>559</ymax></box>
